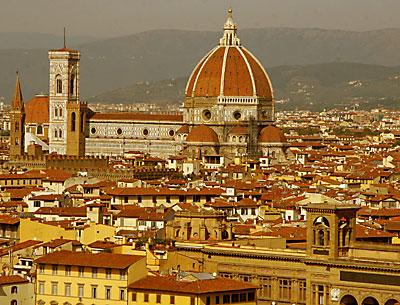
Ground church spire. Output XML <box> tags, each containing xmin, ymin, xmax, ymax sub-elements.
<box><xmin>12</xmin><ymin>71</ymin><xmax>24</xmax><ymax>111</ymax></box>
<box><xmin>219</xmin><ymin>8</ymin><xmax>241</xmax><ymax>46</ymax></box>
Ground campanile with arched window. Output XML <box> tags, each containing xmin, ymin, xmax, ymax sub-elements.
<box><xmin>305</xmin><ymin>198</ymin><xmax>359</xmax><ymax>260</ymax></box>
<box><xmin>48</xmin><ymin>44</ymin><xmax>86</xmax><ymax>156</ymax></box>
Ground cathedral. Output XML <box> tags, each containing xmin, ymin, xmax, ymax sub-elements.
<box><xmin>9</xmin><ymin>10</ymin><xmax>289</xmax><ymax>164</ymax></box>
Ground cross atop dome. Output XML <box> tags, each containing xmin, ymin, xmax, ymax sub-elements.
<box><xmin>219</xmin><ymin>8</ymin><xmax>241</xmax><ymax>46</ymax></box>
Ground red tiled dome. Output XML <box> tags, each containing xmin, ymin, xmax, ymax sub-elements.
<box><xmin>185</xmin><ymin>10</ymin><xmax>273</xmax><ymax>100</ymax></box>
<box><xmin>259</xmin><ymin>125</ymin><xmax>287</xmax><ymax>143</ymax></box>
<box><xmin>176</xmin><ymin>124</ymin><xmax>190</xmax><ymax>134</ymax></box>
<box><xmin>25</xmin><ymin>95</ymin><xmax>49</xmax><ymax>124</ymax></box>
<box><xmin>186</xmin><ymin>125</ymin><xmax>219</xmax><ymax>144</ymax></box>
<box><xmin>185</xmin><ymin>46</ymin><xmax>273</xmax><ymax>99</ymax></box>
<box><xmin>229</xmin><ymin>125</ymin><xmax>248</xmax><ymax>135</ymax></box>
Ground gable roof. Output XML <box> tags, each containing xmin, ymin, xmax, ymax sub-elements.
<box><xmin>35</xmin><ymin>250</ymin><xmax>144</xmax><ymax>269</ymax></box>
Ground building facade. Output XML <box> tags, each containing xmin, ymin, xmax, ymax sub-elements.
<box><xmin>35</xmin><ymin>250</ymin><xmax>147</xmax><ymax>305</ymax></box>
<box><xmin>164</xmin><ymin>201</ymin><xmax>400</xmax><ymax>305</ymax></box>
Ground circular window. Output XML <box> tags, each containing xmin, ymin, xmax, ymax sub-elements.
<box><xmin>202</xmin><ymin>109</ymin><xmax>212</xmax><ymax>121</ymax></box>
<box><xmin>169</xmin><ymin>130</ymin><xmax>175</xmax><ymax>137</ymax></box>
<box><xmin>91</xmin><ymin>127</ymin><xmax>96</xmax><ymax>134</ymax></box>
<box><xmin>233</xmin><ymin>111</ymin><xmax>242</xmax><ymax>120</ymax></box>
<box><xmin>143</xmin><ymin>129</ymin><xmax>149</xmax><ymax>136</ymax></box>
<box><xmin>117</xmin><ymin>128</ymin><xmax>123</xmax><ymax>135</ymax></box>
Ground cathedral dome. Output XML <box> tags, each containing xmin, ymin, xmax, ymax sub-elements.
<box><xmin>186</xmin><ymin>125</ymin><xmax>219</xmax><ymax>144</ymax></box>
<box><xmin>259</xmin><ymin>125</ymin><xmax>287</xmax><ymax>143</ymax></box>
<box><xmin>185</xmin><ymin>10</ymin><xmax>273</xmax><ymax>100</ymax></box>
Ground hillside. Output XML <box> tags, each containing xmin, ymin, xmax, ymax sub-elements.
<box><xmin>2</xmin><ymin>28</ymin><xmax>400</xmax><ymax>102</ymax></box>
<box><xmin>88</xmin><ymin>62</ymin><xmax>400</xmax><ymax>110</ymax></box>
<box><xmin>0</xmin><ymin>32</ymin><xmax>98</xmax><ymax>50</ymax></box>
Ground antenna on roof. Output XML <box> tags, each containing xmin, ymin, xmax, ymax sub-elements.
<box><xmin>63</xmin><ymin>27</ymin><xmax>66</xmax><ymax>48</ymax></box>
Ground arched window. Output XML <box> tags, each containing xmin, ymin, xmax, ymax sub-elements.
<box><xmin>313</xmin><ymin>217</ymin><xmax>330</xmax><ymax>246</ymax></box>
<box><xmin>59</xmin><ymin>129</ymin><xmax>62</xmax><ymax>138</ymax></box>
<box><xmin>385</xmin><ymin>299</ymin><xmax>400</xmax><ymax>305</ymax></box>
<box><xmin>59</xmin><ymin>108</ymin><xmax>63</xmax><ymax>117</ymax></box>
<box><xmin>11</xmin><ymin>286</ymin><xmax>17</xmax><ymax>293</ymax></box>
<box><xmin>56</xmin><ymin>75</ymin><xmax>62</xmax><ymax>94</ymax></box>
<box><xmin>338</xmin><ymin>217</ymin><xmax>351</xmax><ymax>247</ymax></box>
<box><xmin>70</xmin><ymin>74</ymin><xmax>75</xmax><ymax>95</ymax></box>
<box><xmin>318</xmin><ymin>230</ymin><xmax>325</xmax><ymax>246</ymax></box>
<box><xmin>37</xmin><ymin>125</ymin><xmax>43</xmax><ymax>135</ymax></box>
<box><xmin>80</xmin><ymin>113</ymin><xmax>84</xmax><ymax>132</ymax></box>
<box><xmin>54</xmin><ymin>129</ymin><xmax>58</xmax><ymax>138</ymax></box>
<box><xmin>71</xmin><ymin>112</ymin><xmax>76</xmax><ymax>132</ymax></box>
<box><xmin>54</xmin><ymin>108</ymin><xmax>58</xmax><ymax>117</ymax></box>
<box><xmin>15</xmin><ymin>122</ymin><xmax>19</xmax><ymax>132</ymax></box>
<box><xmin>11</xmin><ymin>300</ymin><xmax>17</xmax><ymax>305</ymax></box>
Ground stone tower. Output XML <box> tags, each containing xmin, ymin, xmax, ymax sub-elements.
<box><xmin>305</xmin><ymin>199</ymin><xmax>359</xmax><ymax>260</ymax></box>
<box><xmin>48</xmin><ymin>46</ymin><xmax>86</xmax><ymax>156</ymax></box>
<box><xmin>10</xmin><ymin>72</ymin><xmax>25</xmax><ymax>159</ymax></box>
<box><xmin>66</xmin><ymin>100</ymin><xmax>87</xmax><ymax>156</ymax></box>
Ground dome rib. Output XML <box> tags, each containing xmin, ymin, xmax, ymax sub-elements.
<box><xmin>242</xmin><ymin>47</ymin><xmax>274</xmax><ymax>99</ymax></box>
<box><xmin>219</xmin><ymin>47</ymin><xmax>229</xmax><ymax>96</ymax></box>
<box><xmin>192</xmin><ymin>47</ymin><xmax>222</xmax><ymax>97</ymax></box>
<box><xmin>185</xmin><ymin>49</ymin><xmax>213</xmax><ymax>97</ymax></box>
<box><xmin>236</xmin><ymin>46</ymin><xmax>256</xmax><ymax>96</ymax></box>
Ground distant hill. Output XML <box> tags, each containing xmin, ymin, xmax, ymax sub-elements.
<box><xmin>0</xmin><ymin>32</ymin><xmax>98</xmax><ymax>50</ymax></box>
<box><xmin>2</xmin><ymin>28</ymin><xmax>400</xmax><ymax>102</ymax></box>
<box><xmin>88</xmin><ymin>62</ymin><xmax>400</xmax><ymax>111</ymax></box>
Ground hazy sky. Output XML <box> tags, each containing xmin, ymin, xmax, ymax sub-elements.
<box><xmin>1</xmin><ymin>0</ymin><xmax>399</xmax><ymax>37</ymax></box>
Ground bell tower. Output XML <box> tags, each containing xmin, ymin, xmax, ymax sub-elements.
<box><xmin>10</xmin><ymin>72</ymin><xmax>25</xmax><ymax>159</ymax></box>
<box><xmin>48</xmin><ymin>37</ymin><xmax>86</xmax><ymax>156</ymax></box>
<box><xmin>305</xmin><ymin>198</ymin><xmax>359</xmax><ymax>260</ymax></box>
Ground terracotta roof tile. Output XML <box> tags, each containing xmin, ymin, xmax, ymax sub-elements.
<box><xmin>129</xmin><ymin>275</ymin><xmax>256</xmax><ymax>294</ymax></box>
<box><xmin>25</xmin><ymin>95</ymin><xmax>49</xmax><ymax>124</ymax></box>
<box><xmin>186</xmin><ymin>125</ymin><xmax>219</xmax><ymax>144</ymax></box>
<box><xmin>90</xmin><ymin>112</ymin><xmax>183</xmax><ymax>122</ymax></box>
<box><xmin>0</xmin><ymin>275</ymin><xmax>28</xmax><ymax>286</ymax></box>
<box><xmin>35</xmin><ymin>250</ymin><xmax>144</xmax><ymax>269</ymax></box>
<box><xmin>0</xmin><ymin>240</ymin><xmax>42</xmax><ymax>257</ymax></box>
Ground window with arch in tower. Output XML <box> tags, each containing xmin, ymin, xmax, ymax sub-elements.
<box><xmin>70</xmin><ymin>74</ymin><xmax>75</xmax><ymax>95</ymax></box>
<box><xmin>80</xmin><ymin>113</ymin><xmax>85</xmax><ymax>132</ymax></box>
<box><xmin>313</xmin><ymin>217</ymin><xmax>330</xmax><ymax>247</ymax></box>
<box><xmin>59</xmin><ymin>129</ymin><xmax>62</xmax><ymax>138</ymax></box>
<box><xmin>56</xmin><ymin>75</ymin><xmax>62</xmax><ymax>94</ymax></box>
<box><xmin>71</xmin><ymin>112</ymin><xmax>76</xmax><ymax>132</ymax></box>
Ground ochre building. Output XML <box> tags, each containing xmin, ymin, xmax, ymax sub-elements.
<box><xmin>164</xmin><ymin>201</ymin><xmax>400</xmax><ymax>305</ymax></box>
